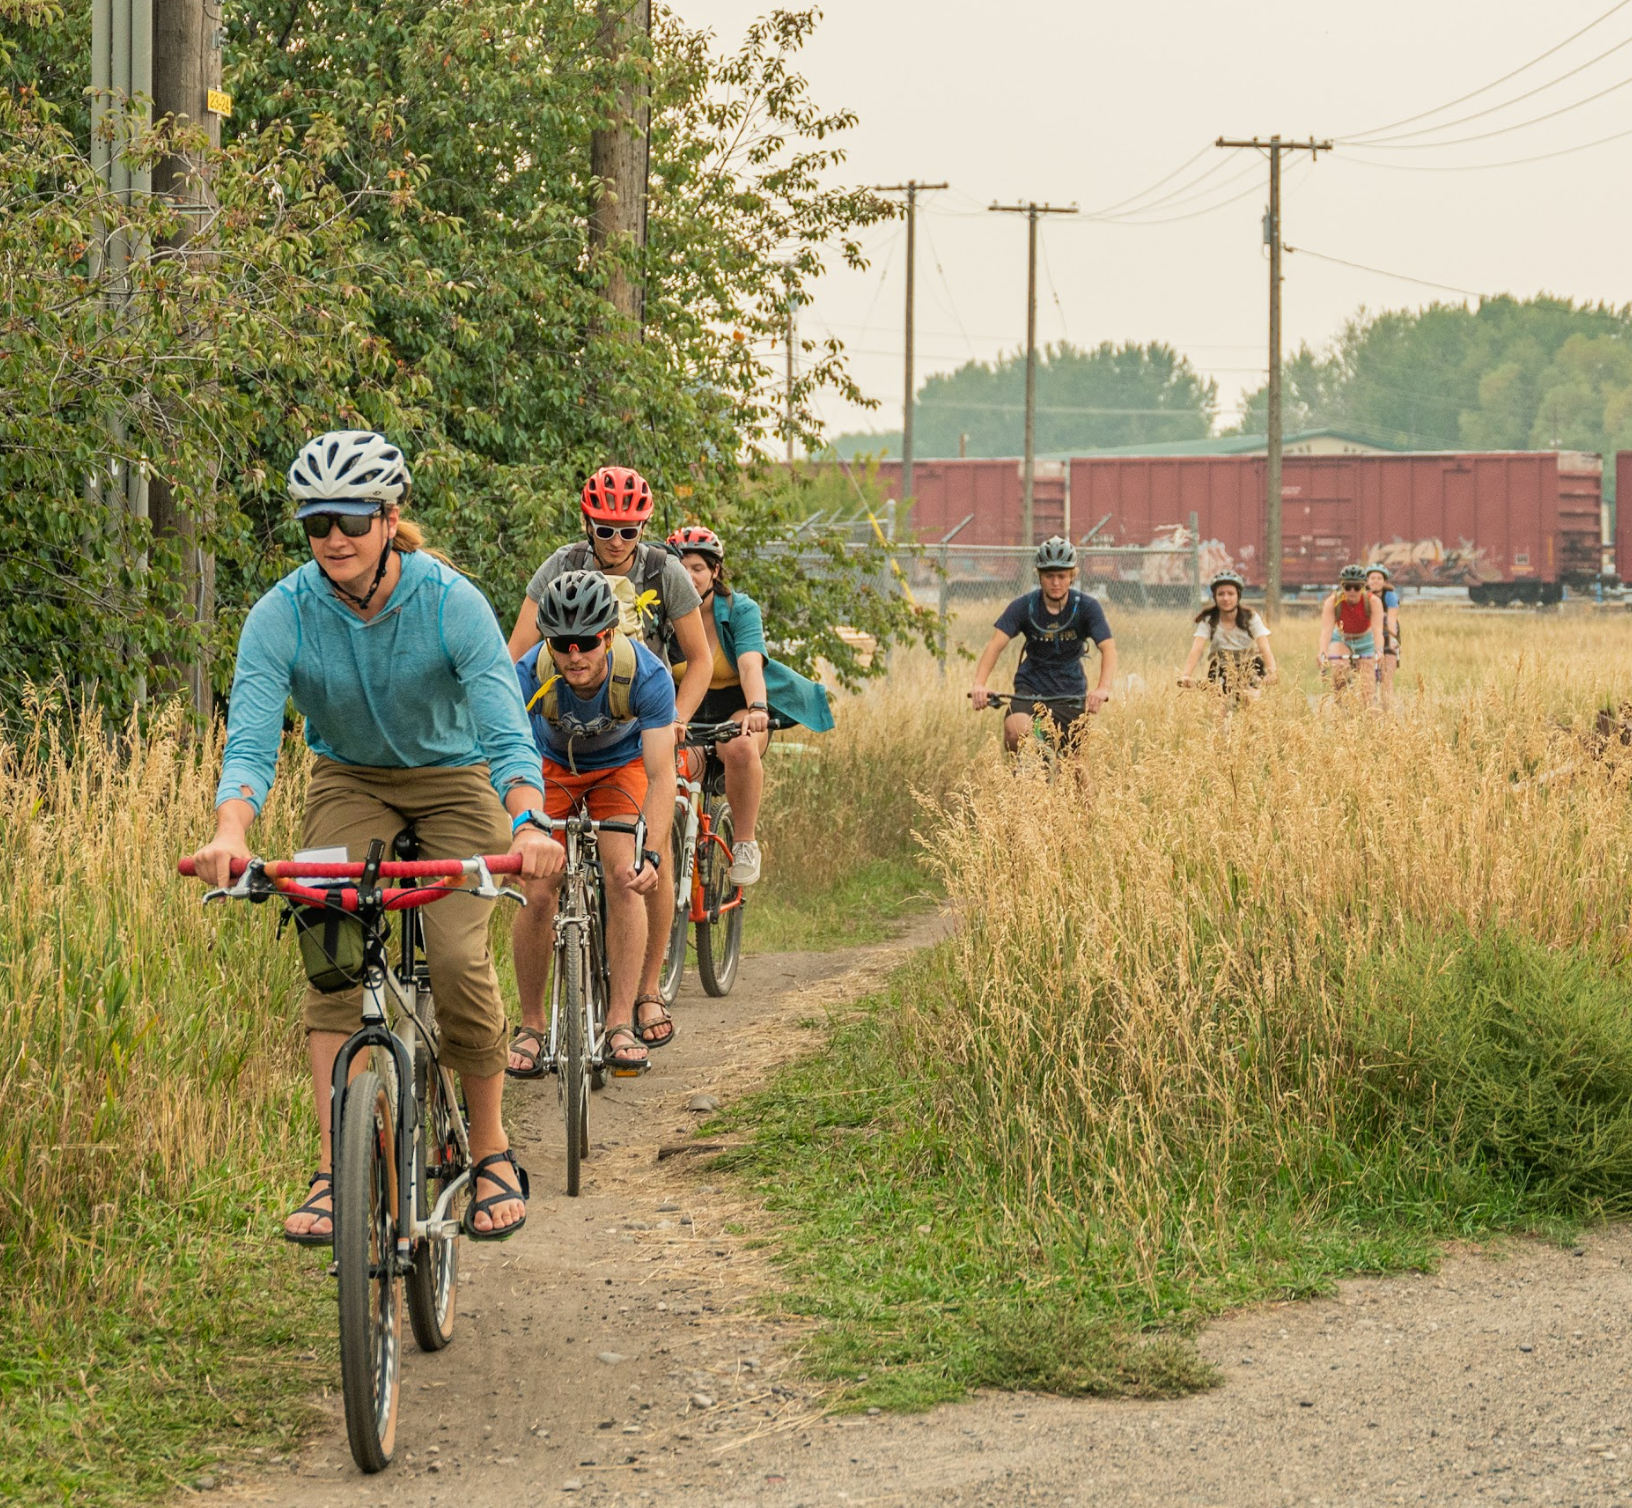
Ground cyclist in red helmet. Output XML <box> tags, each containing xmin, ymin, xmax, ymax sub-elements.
<box><xmin>507</xmin><ymin>467</ymin><xmax>712</xmax><ymax>1067</ymax></box>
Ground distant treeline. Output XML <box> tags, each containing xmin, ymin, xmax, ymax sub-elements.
<box><xmin>831</xmin><ymin>296</ymin><xmax>1632</xmax><ymax>462</ymax></box>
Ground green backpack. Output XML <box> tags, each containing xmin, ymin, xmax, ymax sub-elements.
<box><xmin>527</xmin><ymin>630</ymin><xmax>640</xmax><ymax>723</ymax></box>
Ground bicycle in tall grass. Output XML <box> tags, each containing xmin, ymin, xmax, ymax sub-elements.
<box><xmin>968</xmin><ymin>691</ymin><xmax>1087</xmax><ymax>780</ymax></box>
<box><xmin>179</xmin><ymin>837</ymin><xmax>524</xmax><ymax>1473</ymax></box>
<box><xmin>657</xmin><ymin>716</ymin><xmax>792</xmax><ymax>1003</ymax></box>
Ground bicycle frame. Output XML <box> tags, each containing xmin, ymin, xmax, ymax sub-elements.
<box><xmin>672</xmin><ymin>751</ymin><xmax>743</xmax><ymax>926</ymax></box>
<box><xmin>190</xmin><ymin>849</ymin><xmax>521</xmax><ymax>1274</ymax></box>
<box><xmin>542</xmin><ymin>815</ymin><xmax>612</xmax><ymax>1072</ymax></box>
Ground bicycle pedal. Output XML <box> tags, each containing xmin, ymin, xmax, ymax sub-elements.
<box><xmin>609</xmin><ymin>1065</ymin><xmax>647</xmax><ymax>1078</ymax></box>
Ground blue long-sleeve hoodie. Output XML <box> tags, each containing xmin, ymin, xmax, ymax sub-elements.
<box><xmin>216</xmin><ymin>550</ymin><xmax>543</xmax><ymax>813</ymax></box>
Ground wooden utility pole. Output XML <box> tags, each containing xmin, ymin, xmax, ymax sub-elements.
<box><xmin>148</xmin><ymin>0</ymin><xmax>223</xmax><ymax>717</ymax></box>
<box><xmin>872</xmin><ymin>181</ymin><xmax>946</xmax><ymax>504</ymax></box>
<box><xmin>989</xmin><ymin>200</ymin><xmax>1076</xmax><ymax>545</ymax></box>
<box><xmin>590</xmin><ymin>0</ymin><xmax>652</xmax><ymax>326</ymax></box>
<box><xmin>1214</xmin><ymin>135</ymin><xmax>1331</xmax><ymax>620</ymax></box>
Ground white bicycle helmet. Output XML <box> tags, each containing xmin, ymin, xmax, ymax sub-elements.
<box><xmin>1035</xmin><ymin>536</ymin><xmax>1077</xmax><ymax>570</ymax></box>
<box><xmin>536</xmin><ymin>570</ymin><xmax>621</xmax><ymax>638</ymax></box>
<box><xmin>288</xmin><ymin>430</ymin><xmax>411</xmax><ymax>517</ymax></box>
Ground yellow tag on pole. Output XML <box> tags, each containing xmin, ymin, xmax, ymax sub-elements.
<box><xmin>207</xmin><ymin>89</ymin><xmax>233</xmax><ymax>117</ymax></box>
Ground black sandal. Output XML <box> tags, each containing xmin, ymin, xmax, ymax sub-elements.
<box><xmin>634</xmin><ymin>994</ymin><xmax>675</xmax><ymax>1050</ymax></box>
<box><xmin>282</xmin><ymin>1171</ymin><xmax>334</xmax><ymax>1247</ymax></box>
<box><xmin>506</xmin><ymin>1025</ymin><xmax>548</xmax><ymax>1079</ymax></box>
<box><xmin>605</xmin><ymin>1023</ymin><xmax>650</xmax><ymax>1076</ymax></box>
<box><xmin>462</xmin><ymin>1150</ymin><xmax>530</xmax><ymax>1243</ymax></box>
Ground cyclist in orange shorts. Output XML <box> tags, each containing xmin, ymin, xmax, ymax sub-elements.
<box><xmin>508</xmin><ymin>571</ymin><xmax>677</xmax><ymax>1076</ymax></box>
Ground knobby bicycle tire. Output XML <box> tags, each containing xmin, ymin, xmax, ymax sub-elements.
<box><xmin>657</xmin><ymin>800</ymin><xmax>691</xmax><ymax>1007</ymax></box>
<box><xmin>337</xmin><ymin>1070</ymin><xmax>401</xmax><ymax>1472</ymax></box>
<box><xmin>561</xmin><ymin>919</ymin><xmax>588</xmax><ymax>1197</ymax></box>
<box><xmin>696</xmin><ymin>798</ymin><xmax>743</xmax><ymax>997</ymax></box>
<box><xmin>405</xmin><ymin>1048</ymin><xmax>461</xmax><ymax>1353</ymax></box>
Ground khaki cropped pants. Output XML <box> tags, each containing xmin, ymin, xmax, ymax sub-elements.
<box><xmin>299</xmin><ymin>759</ymin><xmax>513</xmax><ymax>1077</ymax></box>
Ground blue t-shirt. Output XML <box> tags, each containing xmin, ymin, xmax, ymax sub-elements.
<box><xmin>994</xmin><ymin>589</ymin><xmax>1113</xmax><ymax>700</ymax></box>
<box><xmin>516</xmin><ymin>637</ymin><xmax>676</xmax><ymax>773</ymax></box>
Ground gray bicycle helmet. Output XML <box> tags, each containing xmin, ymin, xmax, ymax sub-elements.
<box><xmin>1339</xmin><ymin>564</ymin><xmax>1368</xmax><ymax>587</ymax></box>
<box><xmin>535</xmin><ymin>570</ymin><xmax>621</xmax><ymax>638</ymax></box>
<box><xmin>1210</xmin><ymin>569</ymin><xmax>1246</xmax><ymax>594</ymax></box>
<box><xmin>1035</xmin><ymin>536</ymin><xmax>1077</xmax><ymax>570</ymax></box>
<box><xmin>287</xmin><ymin>430</ymin><xmax>411</xmax><ymax>516</ymax></box>
<box><xmin>1366</xmin><ymin>563</ymin><xmax>1392</xmax><ymax>581</ymax></box>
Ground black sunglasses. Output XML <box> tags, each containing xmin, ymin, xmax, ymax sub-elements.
<box><xmin>591</xmin><ymin>524</ymin><xmax>642</xmax><ymax>541</ymax></box>
<box><xmin>547</xmin><ymin>633</ymin><xmax>604</xmax><ymax>655</ymax></box>
<box><xmin>302</xmin><ymin>511</ymin><xmax>379</xmax><ymax>539</ymax></box>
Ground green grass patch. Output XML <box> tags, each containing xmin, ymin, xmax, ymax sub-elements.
<box><xmin>1</xmin><ymin>1178</ymin><xmax>331</xmax><ymax>1505</ymax></box>
<box><xmin>745</xmin><ymin>857</ymin><xmax>936</xmax><ymax>954</ymax></box>
<box><xmin>717</xmin><ymin>923</ymin><xmax>1632</xmax><ymax>1412</ymax></box>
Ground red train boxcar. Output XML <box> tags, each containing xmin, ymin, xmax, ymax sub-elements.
<box><xmin>876</xmin><ymin>451</ymin><xmax>1604</xmax><ymax>601</ymax></box>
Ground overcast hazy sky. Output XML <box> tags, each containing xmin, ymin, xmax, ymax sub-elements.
<box><xmin>680</xmin><ymin>0</ymin><xmax>1632</xmax><ymax>440</ymax></box>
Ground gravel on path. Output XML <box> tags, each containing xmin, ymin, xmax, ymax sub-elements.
<box><xmin>214</xmin><ymin>914</ymin><xmax>1632</xmax><ymax>1508</ymax></box>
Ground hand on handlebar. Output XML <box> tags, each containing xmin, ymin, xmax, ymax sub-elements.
<box><xmin>621</xmin><ymin>856</ymin><xmax>662</xmax><ymax>896</ymax></box>
<box><xmin>744</xmin><ymin>707</ymin><xmax>770</xmax><ymax>735</ymax></box>
<box><xmin>1086</xmin><ymin>688</ymin><xmax>1112</xmax><ymax>714</ymax></box>
<box><xmin>510</xmin><ymin>824</ymin><xmax>565</xmax><ymax>881</ymax></box>
<box><xmin>190</xmin><ymin>827</ymin><xmax>252</xmax><ymax>890</ymax></box>
<box><xmin>970</xmin><ymin>685</ymin><xmax>991</xmax><ymax>711</ymax></box>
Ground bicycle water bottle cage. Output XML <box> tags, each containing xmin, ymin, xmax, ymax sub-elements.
<box><xmin>289</xmin><ymin>890</ymin><xmax>370</xmax><ymax>994</ymax></box>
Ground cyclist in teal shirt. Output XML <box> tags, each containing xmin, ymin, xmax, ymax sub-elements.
<box><xmin>193</xmin><ymin>431</ymin><xmax>562</xmax><ymax>1247</ymax></box>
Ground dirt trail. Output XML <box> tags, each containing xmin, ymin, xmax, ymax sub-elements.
<box><xmin>224</xmin><ymin>916</ymin><xmax>1632</xmax><ymax>1508</ymax></box>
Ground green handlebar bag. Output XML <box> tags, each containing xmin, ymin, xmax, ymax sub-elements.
<box><xmin>291</xmin><ymin>891</ymin><xmax>369</xmax><ymax>993</ymax></box>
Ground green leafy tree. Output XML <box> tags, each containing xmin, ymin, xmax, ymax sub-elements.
<box><xmin>0</xmin><ymin>2</ymin><xmax>917</xmax><ymax>703</ymax></box>
<box><xmin>909</xmin><ymin>340</ymin><xmax>1216</xmax><ymax>457</ymax></box>
<box><xmin>1233</xmin><ymin>295</ymin><xmax>1632</xmax><ymax>456</ymax></box>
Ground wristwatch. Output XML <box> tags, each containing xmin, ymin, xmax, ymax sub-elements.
<box><xmin>748</xmin><ymin>700</ymin><xmax>768</xmax><ymax>711</ymax></box>
<box><xmin>641</xmin><ymin>847</ymin><xmax>663</xmax><ymax>871</ymax></box>
<box><xmin>511</xmin><ymin>808</ymin><xmax>550</xmax><ymax>835</ymax></box>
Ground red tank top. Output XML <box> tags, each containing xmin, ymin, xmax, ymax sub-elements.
<box><xmin>1335</xmin><ymin>595</ymin><xmax>1373</xmax><ymax>636</ymax></box>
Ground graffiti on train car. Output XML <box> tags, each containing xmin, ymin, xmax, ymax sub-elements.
<box><xmin>1365</xmin><ymin>538</ymin><xmax>1499</xmax><ymax>587</ymax></box>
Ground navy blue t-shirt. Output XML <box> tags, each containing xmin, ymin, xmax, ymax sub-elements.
<box><xmin>994</xmin><ymin>589</ymin><xmax>1113</xmax><ymax>700</ymax></box>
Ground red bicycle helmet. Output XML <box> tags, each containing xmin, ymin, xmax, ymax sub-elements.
<box><xmin>668</xmin><ymin>525</ymin><xmax>724</xmax><ymax>561</ymax></box>
<box><xmin>581</xmin><ymin>466</ymin><xmax>654</xmax><ymax>524</ymax></box>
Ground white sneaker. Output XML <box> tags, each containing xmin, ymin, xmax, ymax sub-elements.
<box><xmin>728</xmin><ymin>839</ymin><xmax>762</xmax><ymax>886</ymax></box>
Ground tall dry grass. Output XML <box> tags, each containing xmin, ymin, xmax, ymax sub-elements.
<box><xmin>908</xmin><ymin>623</ymin><xmax>1632</xmax><ymax>1307</ymax></box>
<box><xmin>0</xmin><ymin>697</ymin><xmax>307</xmax><ymax>1312</ymax></box>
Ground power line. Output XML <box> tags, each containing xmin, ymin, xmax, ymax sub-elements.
<box><xmin>1088</xmin><ymin>152</ymin><xmax>1265</xmax><ymax>222</ymax></box>
<box><xmin>1355</xmin><ymin>25</ymin><xmax>1632</xmax><ymax>144</ymax></box>
<box><xmin>1079</xmin><ymin>143</ymin><xmax>1216</xmax><ymax>217</ymax></box>
<box><xmin>1344</xmin><ymin>0</ymin><xmax>1632</xmax><ymax>140</ymax></box>
<box><xmin>1338</xmin><ymin>120</ymin><xmax>1632</xmax><ymax>169</ymax></box>
<box><xmin>1357</xmin><ymin>65</ymin><xmax>1632</xmax><ymax>149</ymax></box>
<box><xmin>1283</xmin><ymin>245</ymin><xmax>1489</xmax><ymax>300</ymax></box>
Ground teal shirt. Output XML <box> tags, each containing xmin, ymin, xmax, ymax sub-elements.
<box><xmin>712</xmin><ymin>590</ymin><xmax>835</xmax><ymax>733</ymax></box>
<box><xmin>216</xmin><ymin>551</ymin><xmax>544</xmax><ymax>813</ymax></box>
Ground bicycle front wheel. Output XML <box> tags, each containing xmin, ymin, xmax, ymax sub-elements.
<box><xmin>657</xmin><ymin>801</ymin><xmax>690</xmax><ymax>1007</ymax></box>
<box><xmin>336</xmin><ymin>1070</ymin><xmax>402</xmax><ymax>1472</ymax></box>
<box><xmin>406</xmin><ymin>1055</ymin><xmax>462</xmax><ymax>1353</ymax></box>
<box><xmin>696</xmin><ymin>798</ymin><xmax>744</xmax><ymax>997</ymax></box>
<box><xmin>560</xmin><ymin>922</ymin><xmax>589</xmax><ymax>1198</ymax></box>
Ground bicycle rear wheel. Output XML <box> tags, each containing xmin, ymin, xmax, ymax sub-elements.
<box><xmin>406</xmin><ymin>1054</ymin><xmax>463</xmax><ymax>1353</ymax></box>
<box><xmin>696</xmin><ymin>798</ymin><xmax>743</xmax><ymax>997</ymax></box>
<box><xmin>657</xmin><ymin>801</ymin><xmax>690</xmax><ymax>1007</ymax></box>
<box><xmin>560</xmin><ymin>922</ymin><xmax>589</xmax><ymax>1197</ymax></box>
<box><xmin>336</xmin><ymin>1070</ymin><xmax>402</xmax><ymax>1472</ymax></box>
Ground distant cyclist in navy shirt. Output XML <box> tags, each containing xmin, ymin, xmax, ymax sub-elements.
<box><xmin>970</xmin><ymin>536</ymin><xmax>1117</xmax><ymax>752</ymax></box>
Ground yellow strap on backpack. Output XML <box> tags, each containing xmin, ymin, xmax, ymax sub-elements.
<box><xmin>527</xmin><ymin>632</ymin><xmax>639</xmax><ymax>723</ymax></box>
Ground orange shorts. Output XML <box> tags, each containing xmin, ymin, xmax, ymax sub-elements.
<box><xmin>541</xmin><ymin>757</ymin><xmax>648</xmax><ymax>821</ymax></box>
